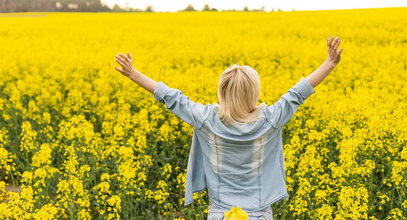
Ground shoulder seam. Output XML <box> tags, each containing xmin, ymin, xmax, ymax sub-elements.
<box><xmin>262</xmin><ymin>105</ymin><xmax>280</xmax><ymax>129</ymax></box>
<box><xmin>197</xmin><ymin>104</ymin><xmax>213</xmax><ymax>130</ymax></box>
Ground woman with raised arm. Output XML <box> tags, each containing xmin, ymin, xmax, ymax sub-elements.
<box><xmin>114</xmin><ymin>36</ymin><xmax>343</xmax><ymax>219</ymax></box>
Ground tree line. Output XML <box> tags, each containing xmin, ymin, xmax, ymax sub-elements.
<box><xmin>0</xmin><ymin>1</ymin><xmax>281</xmax><ymax>13</ymax></box>
<box><xmin>0</xmin><ymin>0</ymin><xmax>110</xmax><ymax>12</ymax></box>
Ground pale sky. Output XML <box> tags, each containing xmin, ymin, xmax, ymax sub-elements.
<box><xmin>101</xmin><ymin>0</ymin><xmax>407</xmax><ymax>12</ymax></box>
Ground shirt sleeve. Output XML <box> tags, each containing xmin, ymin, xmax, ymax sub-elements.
<box><xmin>153</xmin><ymin>81</ymin><xmax>212</xmax><ymax>130</ymax></box>
<box><xmin>266</xmin><ymin>77</ymin><xmax>316</xmax><ymax>128</ymax></box>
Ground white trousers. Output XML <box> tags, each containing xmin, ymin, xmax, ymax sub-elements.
<box><xmin>207</xmin><ymin>201</ymin><xmax>273</xmax><ymax>220</ymax></box>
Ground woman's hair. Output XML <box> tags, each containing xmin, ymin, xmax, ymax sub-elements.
<box><xmin>214</xmin><ymin>64</ymin><xmax>266</xmax><ymax>126</ymax></box>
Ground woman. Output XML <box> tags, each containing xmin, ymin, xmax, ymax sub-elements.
<box><xmin>114</xmin><ymin>36</ymin><xmax>343</xmax><ymax>219</ymax></box>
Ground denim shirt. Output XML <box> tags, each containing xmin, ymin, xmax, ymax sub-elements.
<box><xmin>153</xmin><ymin>77</ymin><xmax>316</xmax><ymax>212</ymax></box>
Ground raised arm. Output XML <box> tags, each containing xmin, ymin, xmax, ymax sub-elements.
<box><xmin>266</xmin><ymin>77</ymin><xmax>315</xmax><ymax>128</ymax></box>
<box><xmin>266</xmin><ymin>36</ymin><xmax>343</xmax><ymax>128</ymax></box>
<box><xmin>306</xmin><ymin>36</ymin><xmax>343</xmax><ymax>88</ymax></box>
<box><xmin>114</xmin><ymin>52</ymin><xmax>158</xmax><ymax>93</ymax></box>
<box><xmin>152</xmin><ymin>82</ymin><xmax>212</xmax><ymax>129</ymax></box>
<box><xmin>114</xmin><ymin>52</ymin><xmax>211</xmax><ymax>129</ymax></box>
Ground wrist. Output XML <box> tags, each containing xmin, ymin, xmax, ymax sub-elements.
<box><xmin>324</xmin><ymin>59</ymin><xmax>337</xmax><ymax>68</ymax></box>
<box><xmin>128</xmin><ymin>70</ymin><xmax>141</xmax><ymax>81</ymax></box>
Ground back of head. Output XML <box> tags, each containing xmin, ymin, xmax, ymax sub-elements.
<box><xmin>215</xmin><ymin>64</ymin><xmax>266</xmax><ymax>126</ymax></box>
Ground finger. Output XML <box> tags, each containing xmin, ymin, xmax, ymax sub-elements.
<box><xmin>333</xmin><ymin>37</ymin><xmax>340</xmax><ymax>47</ymax></box>
<box><xmin>117</xmin><ymin>56</ymin><xmax>131</xmax><ymax>69</ymax></box>
<box><xmin>115</xmin><ymin>66</ymin><xmax>124</xmax><ymax>73</ymax></box>
<box><xmin>116</xmin><ymin>56</ymin><xmax>127</xmax><ymax>64</ymax></box>
<box><xmin>333</xmin><ymin>39</ymin><xmax>340</xmax><ymax>51</ymax></box>
<box><xmin>332</xmin><ymin>37</ymin><xmax>339</xmax><ymax>50</ymax></box>
<box><xmin>118</xmin><ymin>54</ymin><xmax>129</xmax><ymax>63</ymax></box>
<box><xmin>118</xmin><ymin>53</ymin><xmax>130</xmax><ymax>62</ymax></box>
<box><xmin>119</xmin><ymin>53</ymin><xmax>129</xmax><ymax>61</ymax></box>
<box><xmin>337</xmin><ymin>48</ymin><xmax>343</xmax><ymax>56</ymax></box>
<box><xmin>116</xmin><ymin>58</ymin><xmax>128</xmax><ymax>68</ymax></box>
<box><xmin>127</xmin><ymin>52</ymin><xmax>132</xmax><ymax>61</ymax></box>
<box><xmin>330</xmin><ymin>37</ymin><xmax>336</xmax><ymax>48</ymax></box>
<box><xmin>115</xmin><ymin>57</ymin><xmax>127</xmax><ymax>67</ymax></box>
<box><xmin>328</xmin><ymin>36</ymin><xmax>334</xmax><ymax>48</ymax></box>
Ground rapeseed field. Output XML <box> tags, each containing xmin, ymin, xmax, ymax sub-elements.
<box><xmin>0</xmin><ymin>8</ymin><xmax>406</xmax><ymax>219</ymax></box>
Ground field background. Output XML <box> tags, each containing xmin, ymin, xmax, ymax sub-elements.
<box><xmin>0</xmin><ymin>7</ymin><xmax>406</xmax><ymax>219</ymax></box>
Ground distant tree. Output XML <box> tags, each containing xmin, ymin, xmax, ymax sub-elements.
<box><xmin>129</xmin><ymin>7</ymin><xmax>143</xmax><ymax>12</ymax></box>
<box><xmin>79</xmin><ymin>0</ymin><xmax>105</xmax><ymax>12</ymax></box>
<box><xmin>243</xmin><ymin>6</ymin><xmax>249</xmax><ymax>11</ymax></box>
<box><xmin>100</xmin><ymin>2</ymin><xmax>112</xmax><ymax>12</ymax></box>
<box><xmin>102</xmin><ymin>5</ymin><xmax>111</xmax><ymax>11</ymax></box>
<box><xmin>112</xmin><ymin>3</ymin><xmax>121</xmax><ymax>12</ymax></box>
<box><xmin>210</xmin><ymin>7</ymin><xmax>218</xmax><ymax>11</ymax></box>
<box><xmin>0</xmin><ymin>0</ymin><xmax>111</xmax><ymax>12</ymax></box>
<box><xmin>202</xmin><ymin>4</ymin><xmax>210</xmax><ymax>11</ymax></box>
<box><xmin>145</xmin><ymin>5</ymin><xmax>154</xmax><ymax>12</ymax></box>
<box><xmin>250</xmin><ymin>6</ymin><xmax>266</xmax><ymax>12</ymax></box>
<box><xmin>122</xmin><ymin>2</ymin><xmax>131</xmax><ymax>11</ymax></box>
<box><xmin>182</xmin><ymin>4</ymin><xmax>196</xmax><ymax>11</ymax></box>
<box><xmin>20</xmin><ymin>0</ymin><xmax>30</xmax><ymax>12</ymax></box>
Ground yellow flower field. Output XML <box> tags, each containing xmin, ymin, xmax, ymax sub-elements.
<box><xmin>0</xmin><ymin>7</ymin><xmax>406</xmax><ymax>219</ymax></box>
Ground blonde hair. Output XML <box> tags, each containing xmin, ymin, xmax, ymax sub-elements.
<box><xmin>214</xmin><ymin>64</ymin><xmax>266</xmax><ymax>126</ymax></box>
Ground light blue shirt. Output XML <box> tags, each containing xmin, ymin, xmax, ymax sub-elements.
<box><xmin>153</xmin><ymin>77</ymin><xmax>316</xmax><ymax>212</ymax></box>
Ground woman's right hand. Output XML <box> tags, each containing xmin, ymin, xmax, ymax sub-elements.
<box><xmin>327</xmin><ymin>36</ymin><xmax>343</xmax><ymax>65</ymax></box>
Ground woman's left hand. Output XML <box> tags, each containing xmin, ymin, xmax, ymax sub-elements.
<box><xmin>115</xmin><ymin>52</ymin><xmax>138</xmax><ymax>78</ymax></box>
